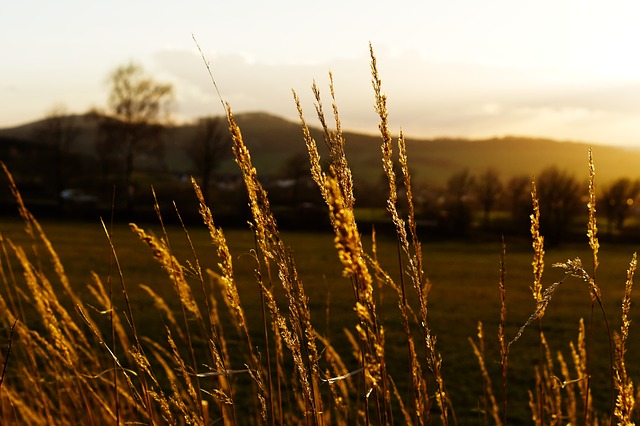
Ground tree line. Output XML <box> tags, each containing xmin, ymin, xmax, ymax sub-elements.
<box><xmin>263</xmin><ymin>151</ymin><xmax>640</xmax><ymax>242</ymax></box>
<box><xmin>386</xmin><ymin>166</ymin><xmax>640</xmax><ymax>243</ymax></box>
<box><xmin>8</xmin><ymin>62</ymin><xmax>232</xmax><ymax>216</ymax></box>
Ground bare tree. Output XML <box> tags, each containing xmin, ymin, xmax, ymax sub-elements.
<box><xmin>601</xmin><ymin>177</ymin><xmax>640</xmax><ymax>233</ymax></box>
<box><xmin>185</xmin><ymin>116</ymin><xmax>231</xmax><ymax>205</ymax></box>
<box><xmin>474</xmin><ymin>167</ymin><xmax>503</xmax><ymax>227</ymax></box>
<box><xmin>34</xmin><ymin>104</ymin><xmax>79</xmax><ymax>206</ymax></box>
<box><xmin>103</xmin><ymin>62</ymin><xmax>173</xmax><ymax>212</ymax></box>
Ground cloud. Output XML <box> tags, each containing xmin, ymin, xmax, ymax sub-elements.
<box><xmin>152</xmin><ymin>49</ymin><xmax>362</xmax><ymax>122</ymax></box>
<box><xmin>151</xmin><ymin>48</ymin><xmax>640</xmax><ymax>146</ymax></box>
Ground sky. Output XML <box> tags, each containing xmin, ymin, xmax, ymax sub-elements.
<box><xmin>4</xmin><ymin>1</ymin><xmax>640</xmax><ymax>147</ymax></box>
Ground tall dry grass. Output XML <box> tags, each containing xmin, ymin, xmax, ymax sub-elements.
<box><xmin>0</xmin><ymin>46</ymin><xmax>638</xmax><ymax>425</ymax></box>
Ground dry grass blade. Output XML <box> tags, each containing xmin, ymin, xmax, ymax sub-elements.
<box><xmin>498</xmin><ymin>237</ymin><xmax>509</xmax><ymax>426</ymax></box>
<box><xmin>509</xmin><ymin>276</ymin><xmax>568</xmax><ymax>348</ymax></box>
<box><xmin>226</xmin><ymin>101</ymin><xmax>325</xmax><ymax>423</ymax></box>
<box><xmin>0</xmin><ymin>317</ymin><xmax>18</xmax><ymax>389</ymax></box>
<box><xmin>321</xmin><ymin>367</ymin><xmax>365</xmax><ymax>384</ymax></box>
<box><xmin>370</xmin><ymin>42</ymin><xmax>437</xmax><ymax>425</ymax></box>
<box><xmin>310</xmin><ymin>76</ymin><xmax>354</xmax><ymax>210</ymax></box>
<box><xmin>293</xmin><ymin>90</ymin><xmax>329</xmax><ymax>205</ymax></box>
<box><xmin>530</xmin><ymin>180</ymin><xmax>545</xmax><ymax>309</ymax></box>
<box><xmin>587</xmin><ymin>148</ymin><xmax>599</xmax><ymax>274</ymax></box>
<box><xmin>129</xmin><ymin>223</ymin><xmax>201</xmax><ymax>319</ymax></box>
<box><xmin>325</xmin><ymin>173</ymin><xmax>391</xmax><ymax>422</ymax></box>
<box><xmin>469</xmin><ymin>322</ymin><xmax>502</xmax><ymax>426</ymax></box>
<box><xmin>613</xmin><ymin>253</ymin><xmax>637</xmax><ymax>424</ymax></box>
<box><xmin>196</xmin><ymin>369</ymin><xmax>251</xmax><ymax>378</ymax></box>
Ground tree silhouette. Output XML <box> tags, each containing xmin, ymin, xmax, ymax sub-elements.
<box><xmin>601</xmin><ymin>177</ymin><xmax>640</xmax><ymax>233</ymax></box>
<box><xmin>102</xmin><ymin>62</ymin><xmax>173</xmax><ymax>213</ymax></box>
<box><xmin>506</xmin><ymin>174</ymin><xmax>532</xmax><ymax>233</ymax></box>
<box><xmin>33</xmin><ymin>104</ymin><xmax>79</xmax><ymax>206</ymax></box>
<box><xmin>279</xmin><ymin>151</ymin><xmax>318</xmax><ymax>205</ymax></box>
<box><xmin>536</xmin><ymin>166</ymin><xmax>581</xmax><ymax>244</ymax></box>
<box><xmin>474</xmin><ymin>167</ymin><xmax>503</xmax><ymax>228</ymax></box>
<box><xmin>90</xmin><ymin>110</ymin><xmax>124</xmax><ymax>194</ymax></box>
<box><xmin>185</xmin><ymin>116</ymin><xmax>231</xmax><ymax>205</ymax></box>
<box><xmin>444</xmin><ymin>168</ymin><xmax>475</xmax><ymax>235</ymax></box>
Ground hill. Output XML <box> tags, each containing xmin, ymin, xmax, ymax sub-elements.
<box><xmin>1</xmin><ymin>111</ymin><xmax>639</xmax><ymax>188</ymax></box>
<box><xmin>221</xmin><ymin>113</ymin><xmax>640</xmax><ymax>186</ymax></box>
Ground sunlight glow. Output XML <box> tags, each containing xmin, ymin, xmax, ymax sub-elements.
<box><xmin>4</xmin><ymin>0</ymin><xmax>640</xmax><ymax>146</ymax></box>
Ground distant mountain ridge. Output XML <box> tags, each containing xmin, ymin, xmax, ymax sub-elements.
<box><xmin>1</xmin><ymin>111</ymin><xmax>639</xmax><ymax>186</ymax></box>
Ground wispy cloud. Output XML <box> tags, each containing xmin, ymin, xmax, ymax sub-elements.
<box><xmin>152</xmin><ymin>48</ymin><xmax>640</xmax><ymax>146</ymax></box>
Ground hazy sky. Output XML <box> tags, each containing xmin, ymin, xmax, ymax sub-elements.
<box><xmin>4</xmin><ymin>1</ymin><xmax>640</xmax><ymax>146</ymax></box>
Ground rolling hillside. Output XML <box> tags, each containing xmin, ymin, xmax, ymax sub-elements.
<box><xmin>198</xmin><ymin>113</ymin><xmax>640</xmax><ymax>186</ymax></box>
<box><xmin>1</xmin><ymin>112</ymin><xmax>640</xmax><ymax>187</ymax></box>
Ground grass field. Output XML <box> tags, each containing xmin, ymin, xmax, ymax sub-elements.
<box><xmin>2</xmin><ymin>47</ymin><xmax>640</xmax><ymax>425</ymax></box>
<box><xmin>1</xmin><ymin>216</ymin><xmax>637</xmax><ymax>423</ymax></box>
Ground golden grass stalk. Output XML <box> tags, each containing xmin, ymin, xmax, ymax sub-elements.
<box><xmin>192</xmin><ymin>176</ymin><xmax>248</xmax><ymax>423</ymax></box>
<box><xmin>530</xmin><ymin>180</ymin><xmax>545</xmax><ymax>309</ymax></box>
<box><xmin>570</xmin><ymin>319</ymin><xmax>594</xmax><ymax>424</ymax></box>
<box><xmin>389</xmin><ymin>375</ymin><xmax>413</xmax><ymax>426</ymax></box>
<box><xmin>613</xmin><ymin>253</ymin><xmax>637</xmax><ymax>424</ymax></box>
<box><xmin>1</xmin><ymin>163</ymin><xmax>35</xmax><ymax>248</ymax></box>
<box><xmin>293</xmin><ymin>90</ymin><xmax>330</xmax><ymax>207</ymax></box>
<box><xmin>528</xmin><ymin>356</ymin><xmax>561</xmax><ymax>426</ymax></box>
<box><xmin>193</xmin><ymin>179</ymin><xmax>247</xmax><ymax>333</ymax></box>
<box><xmin>584</xmin><ymin>148</ymin><xmax>605</xmax><ymax>426</ymax></box>
<box><xmin>0</xmin><ymin>317</ymin><xmax>16</xmax><ymax>391</ymax></box>
<box><xmin>130</xmin><ymin>215</ymin><xmax>205</xmax><ymax>417</ymax></box>
<box><xmin>587</xmin><ymin>148</ymin><xmax>599</xmax><ymax>275</ymax></box>
<box><xmin>371</xmin><ymin>45</ymin><xmax>430</xmax><ymax>423</ymax></box>
<box><xmin>530</xmin><ymin>178</ymin><xmax>547</xmax><ymax>425</ymax></box>
<box><xmin>226</xmin><ymin>105</ymin><xmax>279</xmax><ymax>258</ymax></box>
<box><xmin>143</xmin><ymin>337</ymin><xmax>189</xmax><ymax>424</ymax></box>
<box><xmin>10</xmin><ymin>243</ymin><xmax>77</xmax><ymax>368</ymax></box>
<box><xmin>165</xmin><ymin>327</ymin><xmax>202</xmax><ymax>423</ymax></box>
<box><xmin>294</xmin><ymin>56</ymin><xmax>411</xmax><ymax>421</ymax></box>
<box><xmin>202</xmin><ymin>277</ymin><xmax>236</xmax><ymax>426</ymax></box>
<box><xmin>324</xmin><ymin>173</ymin><xmax>391</xmax><ymax>422</ymax></box>
<box><xmin>542</xmin><ymin>333</ymin><xmax>562</xmax><ymax>424</ymax></box>
<box><xmin>193</xmin><ymin>177</ymin><xmax>254</xmax><ymax>421</ymax></box>
<box><xmin>138</xmin><ymin>284</ymin><xmax>183</xmax><ymax>339</ymax></box>
<box><xmin>30</xmin><ymin>216</ymin><xmax>94</xmax><ymax>345</ymax></box>
<box><xmin>312</xmin><ymin>75</ymin><xmax>355</xmax><ymax>210</ymax></box>
<box><xmin>2</xmin><ymin>165</ymin><xmax>99</xmax><ymax>370</ymax></box>
<box><xmin>258</xmin><ymin>279</ymin><xmax>314</xmax><ymax>421</ymax></box>
<box><xmin>498</xmin><ymin>237</ymin><xmax>509</xmax><ymax>425</ymax></box>
<box><xmin>129</xmin><ymin>223</ymin><xmax>201</xmax><ymax>320</ymax></box>
<box><xmin>469</xmin><ymin>322</ymin><xmax>501</xmax><ymax>426</ymax></box>
<box><xmin>509</xmin><ymin>275</ymin><xmax>567</xmax><ymax>348</ymax></box>
<box><xmin>226</xmin><ymin>102</ymin><xmax>324</xmax><ymax>423</ymax></box>
<box><xmin>316</xmin><ymin>334</ymin><xmax>353</xmax><ymax>425</ymax></box>
<box><xmin>99</xmin><ymin>217</ymin><xmax>157</xmax><ymax>422</ymax></box>
<box><xmin>86</xmin><ymin>271</ymin><xmax>131</xmax><ymax>350</ymax></box>
<box><xmin>0</xmin><ymin>233</ymin><xmax>22</xmax><ymax>318</ymax></box>
<box><xmin>553</xmin><ymin>253</ymin><xmax>614</xmax><ymax>417</ymax></box>
<box><xmin>0</xmin><ymin>173</ymin><xmax>158</xmax><ymax>423</ymax></box>
<box><xmin>76</xmin><ymin>305</ymin><xmax>145</xmax><ymax>418</ymax></box>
